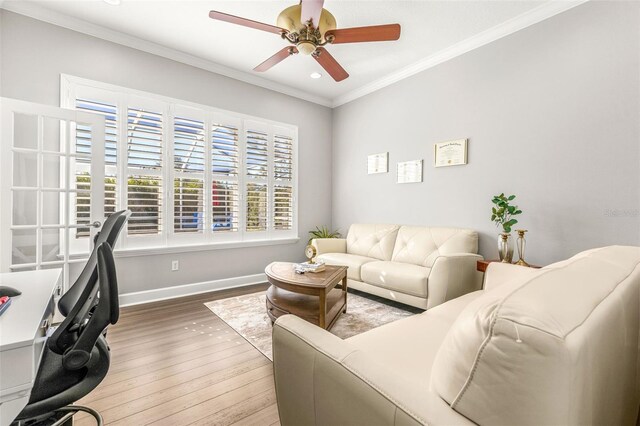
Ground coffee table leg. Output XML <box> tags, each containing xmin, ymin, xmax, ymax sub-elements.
<box><xmin>342</xmin><ymin>275</ymin><xmax>348</xmax><ymax>313</ymax></box>
<box><xmin>319</xmin><ymin>291</ymin><xmax>327</xmax><ymax>329</ymax></box>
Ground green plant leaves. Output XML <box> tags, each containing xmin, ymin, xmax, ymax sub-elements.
<box><xmin>308</xmin><ymin>225</ymin><xmax>342</xmax><ymax>243</ymax></box>
<box><xmin>491</xmin><ymin>193</ymin><xmax>522</xmax><ymax>232</ymax></box>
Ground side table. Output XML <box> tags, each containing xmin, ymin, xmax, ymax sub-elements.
<box><xmin>477</xmin><ymin>259</ymin><xmax>542</xmax><ymax>273</ymax></box>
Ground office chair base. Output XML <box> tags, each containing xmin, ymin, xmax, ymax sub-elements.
<box><xmin>14</xmin><ymin>405</ymin><xmax>103</xmax><ymax>426</ymax></box>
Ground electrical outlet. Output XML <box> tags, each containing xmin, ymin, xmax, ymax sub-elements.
<box><xmin>171</xmin><ymin>260</ymin><xmax>179</xmax><ymax>271</ymax></box>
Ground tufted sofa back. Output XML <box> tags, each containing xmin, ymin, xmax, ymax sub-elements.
<box><xmin>391</xmin><ymin>226</ymin><xmax>478</xmax><ymax>267</ymax></box>
<box><xmin>346</xmin><ymin>224</ymin><xmax>400</xmax><ymax>261</ymax></box>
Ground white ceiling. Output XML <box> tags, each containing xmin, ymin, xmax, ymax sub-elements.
<box><xmin>2</xmin><ymin>0</ymin><xmax>581</xmax><ymax>106</ymax></box>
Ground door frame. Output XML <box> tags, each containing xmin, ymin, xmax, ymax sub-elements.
<box><xmin>0</xmin><ymin>97</ymin><xmax>105</xmax><ymax>290</ymax></box>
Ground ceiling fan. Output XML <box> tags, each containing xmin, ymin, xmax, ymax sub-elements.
<box><xmin>208</xmin><ymin>1</ymin><xmax>401</xmax><ymax>82</ymax></box>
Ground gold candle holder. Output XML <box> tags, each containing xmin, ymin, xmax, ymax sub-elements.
<box><xmin>515</xmin><ymin>229</ymin><xmax>530</xmax><ymax>267</ymax></box>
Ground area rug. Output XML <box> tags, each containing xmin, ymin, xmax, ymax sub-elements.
<box><xmin>205</xmin><ymin>290</ymin><xmax>417</xmax><ymax>360</ymax></box>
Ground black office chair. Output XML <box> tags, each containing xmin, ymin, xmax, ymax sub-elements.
<box><xmin>58</xmin><ymin>210</ymin><xmax>130</xmax><ymax>318</ymax></box>
<box><xmin>14</xmin><ymin>242</ymin><xmax>119</xmax><ymax>426</ymax></box>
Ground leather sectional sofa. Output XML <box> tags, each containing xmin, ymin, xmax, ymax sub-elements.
<box><xmin>312</xmin><ymin>223</ymin><xmax>483</xmax><ymax>310</ymax></box>
<box><xmin>272</xmin><ymin>246</ymin><xmax>640</xmax><ymax>425</ymax></box>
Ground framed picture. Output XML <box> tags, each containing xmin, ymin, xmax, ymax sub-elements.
<box><xmin>368</xmin><ymin>152</ymin><xmax>388</xmax><ymax>174</ymax></box>
<box><xmin>397</xmin><ymin>160</ymin><xmax>423</xmax><ymax>184</ymax></box>
<box><xmin>434</xmin><ymin>139</ymin><xmax>468</xmax><ymax>167</ymax></box>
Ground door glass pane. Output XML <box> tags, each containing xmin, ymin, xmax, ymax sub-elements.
<box><xmin>12</xmin><ymin>190</ymin><xmax>38</xmax><ymax>226</ymax></box>
<box><xmin>12</xmin><ymin>229</ymin><xmax>37</xmax><ymax>265</ymax></box>
<box><xmin>41</xmin><ymin>229</ymin><xmax>62</xmax><ymax>262</ymax></box>
<box><xmin>43</xmin><ymin>116</ymin><xmax>63</xmax><ymax>152</ymax></box>
<box><xmin>42</xmin><ymin>154</ymin><xmax>64</xmax><ymax>189</ymax></box>
<box><xmin>13</xmin><ymin>151</ymin><xmax>38</xmax><ymax>187</ymax></box>
<box><xmin>42</xmin><ymin>191</ymin><xmax>63</xmax><ymax>225</ymax></box>
<box><xmin>13</xmin><ymin>113</ymin><xmax>38</xmax><ymax>150</ymax></box>
<box><xmin>70</xmin><ymin>182</ymin><xmax>91</xmax><ymax>238</ymax></box>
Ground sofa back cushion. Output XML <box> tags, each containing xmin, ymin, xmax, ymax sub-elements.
<box><xmin>346</xmin><ymin>224</ymin><xmax>400</xmax><ymax>261</ymax></box>
<box><xmin>430</xmin><ymin>246</ymin><xmax>640</xmax><ymax>426</ymax></box>
<box><xmin>391</xmin><ymin>227</ymin><xmax>478</xmax><ymax>267</ymax></box>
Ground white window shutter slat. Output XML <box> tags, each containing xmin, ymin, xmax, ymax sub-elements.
<box><xmin>127</xmin><ymin>106</ymin><xmax>163</xmax><ymax>235</ymax></box>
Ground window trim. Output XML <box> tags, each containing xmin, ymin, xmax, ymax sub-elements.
<box><xmin>61</xmin><ymin>74</ymin><xmax>299</xmax><ymax>253</ymax></box>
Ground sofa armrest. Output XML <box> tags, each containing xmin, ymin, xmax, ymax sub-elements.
<box><xmin>311</xmin><ymin>238</ymin><xmax>347</xmax><ymax>255</ymax></box>
<box><xmin>272</xmin><ymin>315</ymin><xmax>473</xmax><ymax>426</ymax></box>
<box><xmin>483</xmin><ymin>262</ymin><xmax>542</xmax><ymax>292</ymax></box>
<box><xmin>427</xmin><ymin>253</ymin><xmax>484</xmax><ymax>309</ymax></box>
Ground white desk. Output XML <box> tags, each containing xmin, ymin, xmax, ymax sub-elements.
<box><xmin>0</xmin><ymin>269</ymin><xmax>61</xmax><ymax>426</ymax></box>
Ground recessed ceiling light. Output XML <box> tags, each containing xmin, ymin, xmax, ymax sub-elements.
<box><xmin>310</xmin><ymin>72</ymin><xmax>322</xmax><ymax>79</ymax></box>
<box><xmin>103</xmin><ymin>0</ymin><xmax>121</xmax><ymax>5</ymax></box>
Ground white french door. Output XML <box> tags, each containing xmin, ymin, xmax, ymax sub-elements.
<box><xmin>0</xmin><ymin>97</ymin><xmax>106</xmax><ymax>290</ymax></box>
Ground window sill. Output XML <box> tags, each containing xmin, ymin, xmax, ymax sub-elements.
<box><xmin>114</xmin><ymin>237</ymin><xmax>300</xmax><ymax>258</ymax></box>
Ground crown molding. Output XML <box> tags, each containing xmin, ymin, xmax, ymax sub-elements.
<box><xmin>332</xmin><ymin>0</ymin><xmax>589</xmax><ymax>107</ymax></box>
<box><xmin>0</xmin><ymin>1</ymin><xmax>333</xmax><ymax>108</ymax></box>
<box><xmin>1</xmin><ymin>0</ymin><xmax>588</xmax><ymax>109</ymax></box>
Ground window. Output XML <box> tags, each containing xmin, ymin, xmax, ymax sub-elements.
<box><xmin>63</xmin><ymin>76</ymin><xmax>297</xmax><ymax>251</ymax></box>
<box><xmin>211</xmin><ymin>120</ymin><xmax>240</xmax><ymax>233</ymax></box>
<box><xmin>174</xmin><ymin>116</ymin><xmax>205</xmax><ymax>233</ymax></box>
<box><xmin>127</xmin><ymin>106</ymin><xmax>164</xmax><ymax>236</ymax></box>
<box><xmin>74</xmin><ymin>99</ymin><xmax>118</xmax><ymax>237</ymax></box>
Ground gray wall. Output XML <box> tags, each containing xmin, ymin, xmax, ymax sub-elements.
<box><xmin>0</xmin><ymin>11</ymin><xmax>333</xmax><ymax>294</ymax></box>
<box><xmin>332</xmin><ymin>1</ymin><xmax>640</xmax><ymax>266</ymax></box>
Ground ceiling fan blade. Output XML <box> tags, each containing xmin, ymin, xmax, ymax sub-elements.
<box><xmin>326</xmin><ymin>24</ymin><xmax>401</xmax><ymax>44</ymax></box>
<box><xmin>300</xmin><ymin>0</ymin><xmax>324</xmax><ymax>27</ymax></box>
<box><xmin>209</xmin><ymin>10</ymin><xmax>287</xmax><ymax>35</ymax></box>
<box><xmin>254</xmin><ymin>47</ymin><xmax>298</xmax><ymax>72</ymax></box>
<box><xmin>312</xmin><ymin>47</ymin><xmax>349</xmax><ymax>82</ymax></box>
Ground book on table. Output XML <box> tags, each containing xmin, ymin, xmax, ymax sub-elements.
<box><xmin>294</xmin><ymin>261</ymin><xmax>326</xmax><ymax>274</ymax></box>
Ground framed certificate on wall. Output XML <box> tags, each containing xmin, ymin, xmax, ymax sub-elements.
<box><xmin>397</xmin><ymin>160</ymin><xmax>423</xmax><ymax>183</ymax></box>
<box><xmin>368</xmin><ymin>152</ymin><xmax>389</xmax><ymax>174</ymax></box>
<box><xmin>434</xmin><ymin>139</ymin><xmax>468</xmax><ymax>167</ymax></box>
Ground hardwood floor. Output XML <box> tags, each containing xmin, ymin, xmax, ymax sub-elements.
<box><xmin>75</xmin><ymin>283</ymin><xmax>280</xmax><ymax>426</ymax></box>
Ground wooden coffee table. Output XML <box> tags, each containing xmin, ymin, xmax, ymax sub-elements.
<box><xmin>264</xmin><ymin>262</ymin><xmax>348</xmax><ymax>330</ymax></box>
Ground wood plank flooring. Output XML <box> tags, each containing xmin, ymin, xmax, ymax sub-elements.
<box><xmin>75</xmin><ymin>283</ymin><xmax>280</xmax><ymax>426</ymax></box>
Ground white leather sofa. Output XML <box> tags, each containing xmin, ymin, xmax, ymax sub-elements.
<box><xmin>312</xmin><ymin>224</ymin><xmax>483</xmax><ymax>310</ymax></box>
<box><xmin>273</xmin><ymin>246</ymin><xmax>640</xmax><ymax>426</ymax></box>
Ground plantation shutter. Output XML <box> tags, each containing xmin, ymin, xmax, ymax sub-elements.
<box><xmin>68</xmin><ymin>78</ymin><xmax>298</xmax><ymax>250</ymax></box>
<box><xmin>74</xmin><ymin>98</ymin><xmax>118</xmax><ymax>237</ymax></box>
<box><xmin>245</xmin><ymin>128</ymin><xmax>269</xmax><ymax>232</ymax></box>
<box><xmin>211</xmin><ymin>121</ymin><xmax>240</xmax><ymax>233</ymax></box>
<box><xmin>174</xmin><ymin>116</ymin><xmax>205</xmax><ymax>233</ymax></box>
<box><xmin>273</xmin><ymin>134</ymin><xmax>294</xmax><ymax>231</ymax></box>
<box><xmin>127</xmin><ymin>106</ymin><xmax>163</xmax><ymax>235</ymax></box>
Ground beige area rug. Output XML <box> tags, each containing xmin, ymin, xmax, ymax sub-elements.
<box><xmin>205</xmin><ymin>290</ymin><xmax>418</xmax><ymax>360</ymax></box>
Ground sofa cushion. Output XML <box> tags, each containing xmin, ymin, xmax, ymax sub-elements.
<box><xmin>346</xmin><ymin>224</ymin><xmax>400</xmax><ymax>261</ymax></box>
<box><xmin>360</xmin><ymin>261</ymin><xmax>430</xmax><ymax>297</ymax></box>
<box><xmin>431</xmin><ymin>246</ymin><xmax>640</xmax><ymax>426</ymax></box>
<box><xmin>316</xmin><ymin>253</ymin><xmax>376</xmax><ymax>281</ymax></box>
<box><xmin>347</xmin><ymin>291</ymin><xmax>483</xmax><ymax>389</ymax></box>
<box><xmin>391</xmin><ymin>227</ymin><xmax>478</xmax><ymax>267</ymax></box>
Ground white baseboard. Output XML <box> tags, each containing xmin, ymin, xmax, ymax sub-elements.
<box><xmin>119</xmin><ymin>273</ymin><xmax>267</xmax><ymax>307</ymax></box>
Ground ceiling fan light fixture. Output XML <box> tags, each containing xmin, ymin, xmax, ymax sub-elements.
<box><xmin>208</xmin><ymin>1</ymin><xmax>401</xmax><ymax>82</ymax></box>
<box><xmin>277</xmin><ymin>4</ymin><xmax>336</xmax><ymax>36</ymax></box>
<box><xmin>297</xmin><ymin>41</ymin><xmax>316</xmax><ymax>55</ymax></box>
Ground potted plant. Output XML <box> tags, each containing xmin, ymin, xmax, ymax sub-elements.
<box><xmin>491</xmin><ymin>193</ymin><xmax>522</xmax><ymax>262</ymax></box>
<box><xmin>308</xmin><ymin>226</ymin><xmax>341</xmax><ymax>244</ymax></box>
